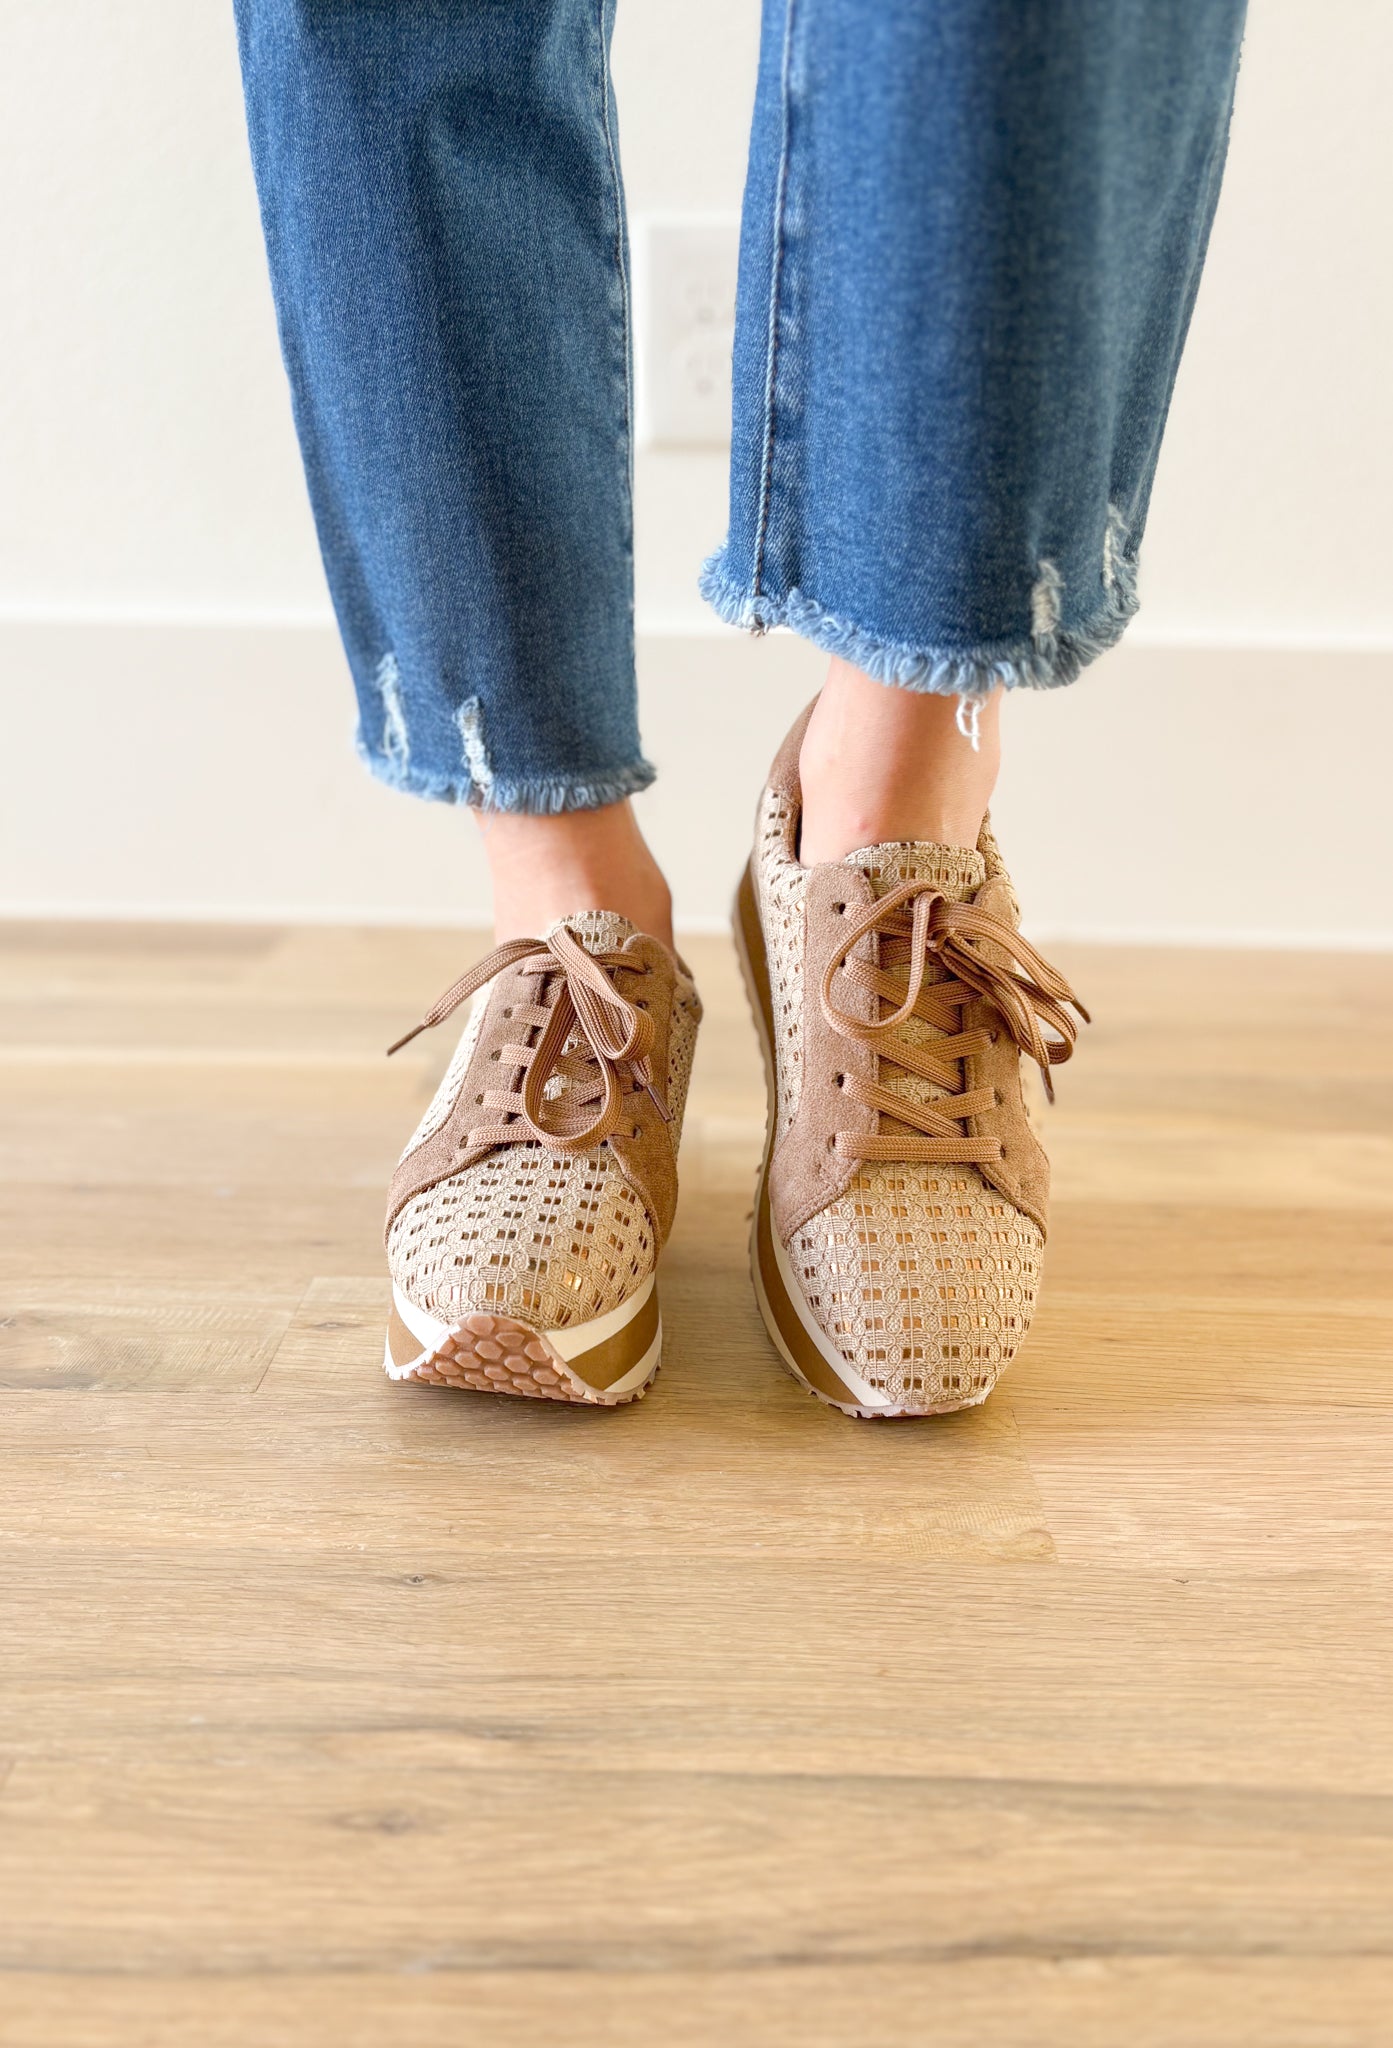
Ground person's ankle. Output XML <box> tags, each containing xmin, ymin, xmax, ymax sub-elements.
<box><xmin>475</xmin><ymin>801</ymin><xmax>674</xmax><ymax>949</ymax></box>
<box><xmin>798</xmin><ymin>658</ymin><xmax>1001</xmax><ymax>865</ymax></box>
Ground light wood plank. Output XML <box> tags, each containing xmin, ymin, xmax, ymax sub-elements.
<box><xmin>6</xmin><ymin>1760</ymin><xmax>1392</xmax><ymax>1974</ymax></box>
<box><xmin>4</xmin><ymin>1555</ymin><xmax>1388</xmax><ymax>1793</ymax></box>
<box><xmin>4</xmin><ymin>1958</ymin><xmax>1385</xmax><ymax>2048</ymax></box>
<box><xmin>1019</xmin><ymin>1406</ymin><xmax>1393</xmax><ymax>1567</ymax></box>
<box><xmin>1013</xmin><ymin>1291</ymin><xmax>1393</xmax><ymax>1410</ymax></box>
<box><xmin>0</xmin><ymin>1285</ymin><xmax>295</xmax><ymax>1391</ymax></box>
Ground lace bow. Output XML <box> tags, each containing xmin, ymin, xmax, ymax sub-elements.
<box><xmin>388</xmin><ymin>926</ymin><xmax>669</xmax><ymax>1155</ymax></box>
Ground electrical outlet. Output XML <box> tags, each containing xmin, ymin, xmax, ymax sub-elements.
<box><xmin>633</xmin><ymin>214</ymin><xmax>740</xmax><ymax>449</ymax></box>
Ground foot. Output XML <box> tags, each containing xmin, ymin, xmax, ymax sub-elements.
<box><xmin>383</xmin><ymin>911</ymin><xmax>701</xmax><ymax>1405</ymax></box>
<box><xmin>798</xmin><ymin>657</ymin><xmax>1000</xmax><ymax>866</ymax></box>
<box><xmin>737</xmin><ymin>703</ymin><xmax>1086</xmax><ymax>1418</ymax></box>
<box><xmin>475</xmin><ymin>800</ymin><xmax>674</xmax><ymax>949</ymax></box>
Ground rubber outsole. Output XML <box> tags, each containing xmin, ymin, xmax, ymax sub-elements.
<box><xmin>386</xmin><ymin>1301</ymin><xmax>661</xmax><ymax>1408</ymax></box>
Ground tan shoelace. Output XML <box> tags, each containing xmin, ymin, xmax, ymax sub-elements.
<box><xmin>387</xmin><ymin>926</ymin><xmax>669</xmax><ymax>1155</ymax></box>
<box><xmin>820</xmin><ymin>879</ymin><xmax>1089</xmax><ymax>1166</ymax></box>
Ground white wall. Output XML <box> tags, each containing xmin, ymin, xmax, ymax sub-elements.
<box><xmin>2</xmin><ymin>2</ymin><xmax>1390</xmax><ymax>939</ymax></box>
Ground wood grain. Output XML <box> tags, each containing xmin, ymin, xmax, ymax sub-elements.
<box><xmin>4</xmin><ymin>1961</ymin><xmax>1387</xmax><ymax>2048</ymax></box>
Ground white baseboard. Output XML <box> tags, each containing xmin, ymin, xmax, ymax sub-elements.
<box><xmin>2</xmin><ymin>618</ymin><xmax>1389</xmax><ymax>946</ymax></box>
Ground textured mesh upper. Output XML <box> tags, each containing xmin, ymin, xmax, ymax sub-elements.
<box><xmin>754</xmin><ymin>782</ymin><xmax>811</xmax><ymax>1140</ymax></box>
<box><xmin>398</xmin><ymin>990</ymin><xmax>489</xmax><ymax>1162</ymax></box>
<box><xmin>759</xmin><ymin>827</ymin><xmax>1044</xmax><ymax>1407</ymax></box>
<box><xmin>787</xmin><ymin>1174</ymin><xmax>1042</xmax><ymax>1407</ymax></box>
<box><xmin>388</xmin><ymin>914</ymin><xmax>700</xmax><ymax>1330</ymax></box>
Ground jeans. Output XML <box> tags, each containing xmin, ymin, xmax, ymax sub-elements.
<box><xmin>235</xmin><ymin>0</ymin><xmax>1246</xmax><ymax>813</ymax></box>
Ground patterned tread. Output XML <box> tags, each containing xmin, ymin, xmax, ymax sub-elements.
<box><xmin>396</xmin><ymin>1309</ymin><xmax>652</xmax><ymax>1407</ymax></box>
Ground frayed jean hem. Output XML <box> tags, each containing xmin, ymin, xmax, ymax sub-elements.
<box><xmin>356</xmin><ymin>738</ymin><xmax>657</xmax><ymax>815</ymax></box>
<box><xmin>698</xmin><ymin>546</ymin><xmax>1140</xmax><ymax>698</ymax></box>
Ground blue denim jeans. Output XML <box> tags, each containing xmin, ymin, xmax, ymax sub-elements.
<box><xmin>236</xmin><ymin>0</ymin><xmax>1245</xmax><ymax>812</ymax></box>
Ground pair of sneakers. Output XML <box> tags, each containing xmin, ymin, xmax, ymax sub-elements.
<box><xmin>383</xmin><ymin>707</ymin><xmax>1087</xmax><ymax>1418</ymax></box>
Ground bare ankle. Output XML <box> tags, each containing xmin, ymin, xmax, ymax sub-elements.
<box><xmin>798</xmin><ymin>657</ymin><xmax>1001</xmax><ymax>866</ymax></box>
<box><xmin>474</xmin><ymin>801</ymin><xmax>674</xmax><ymax>949</ymax></box>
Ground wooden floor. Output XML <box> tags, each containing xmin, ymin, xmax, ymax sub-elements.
<box><xmin>2</xmin><ymin>921</ymin><xmax>1391</xmax><ymax>2047</ymax></box>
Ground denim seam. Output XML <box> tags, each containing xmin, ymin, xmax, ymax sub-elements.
<box><xmin>751</xmin><ymin>0</ymin><xmax>799</xmax><ymax>602</ymax></box>
<box><xmin>596</xmin><ymin>0</ymin><xmax>633</xmax><ymax>494</ymax></box>
<box><xmin>699</xmin><ymin>544</ymin><xmax>1140</xmax><ymax>698</ymax></box>
<box><xmin>356</xmin><ymin>737</ymin><xmax>656</xmax><ymax>815</ymax></box>
<box><xmin>1125</xmin><ymin>77</ymin><xmax>1240</xmax><ymax>548</ymax></box>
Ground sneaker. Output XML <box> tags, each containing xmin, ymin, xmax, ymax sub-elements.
<box><xmin>735</xmin><ymin>707</ymin><xmax>1087</xmax><ymax>1418</ymax></box>
<box><xmin>383</xmin><ymin>914</ymin><xmax>701</xmax><ymax>1405</ymax></box>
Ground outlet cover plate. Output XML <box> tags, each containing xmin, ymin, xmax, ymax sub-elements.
<box><xmin>633</xmin><ymin>213</ymin><xmax>740</xmax><ymax>449</ymax></box>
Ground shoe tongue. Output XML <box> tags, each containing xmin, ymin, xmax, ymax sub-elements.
<box><xmin>543</xmin><ymin>910</ymin><xmax>640</xmax><ymax>956</ymax></box>
<box><xmin>843</xmin><ymin>841</ymin><xmax>986</xmax><ymax>906</ymax></box>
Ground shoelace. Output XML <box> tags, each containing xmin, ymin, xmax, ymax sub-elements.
<box><xmin>820</xmin><ymin>879</ymin><xmax>1089</xmax><ymax>1166</ymax></box>
<box><xmin>387</xmin><ymin>926</ymin><xmax>670</xmax><ymax>1155</ymax></box>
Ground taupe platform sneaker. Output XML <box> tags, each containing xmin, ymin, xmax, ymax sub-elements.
<box><xmin>735</xmin><ymin>708</ymin><xmax>1087</xmax><ymax>1419</ymax></box>
<box><xmin>383</xmin><ymin>914</ymin><xmax>701</xmax><ymax>1405</ymax></box>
